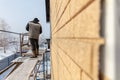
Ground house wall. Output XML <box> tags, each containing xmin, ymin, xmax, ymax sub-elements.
<box><xmin>50</xmin><ymin>0</ymin><xmax>104</xmax><ymax>80</ymax></box>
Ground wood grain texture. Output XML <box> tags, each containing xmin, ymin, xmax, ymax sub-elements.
<box><xmin>5</xmin><ymin>59</ymin><xmax>38</xmax><ymax>80</ymax></box>
<box><xmin>50</xmin><ymin>0</ymin><xmax>104</xmax><ymax>80</ymax></box>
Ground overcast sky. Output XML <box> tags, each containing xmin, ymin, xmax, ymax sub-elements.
<box><xmin>0</xmin><ymin>0</ymin><xmax>50</xmax><ymax>38</ymax></box>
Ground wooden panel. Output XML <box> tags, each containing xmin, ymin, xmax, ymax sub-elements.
<box><xmin>57</xmin><ymin>39</ymin><xmax>92</xmax><ymax>73</ymax></box>
<box><xmin>52</xmin><ymin>3</ymin><xmax>70</xmax><ymax>35</ymax></box>
<box><xmin>72</xmin><ymin>0</ymin><xmax>100</xmax><ymax>38</ymax></box>
<box><xmin>50</xmin><ymin>0</ymin><xmax>103</xmax><ymax>80</ymax></box>
<box><xmin>50</xmin><ymin>0</ymin><xmax>57</xmax><ymax>30</ymax></box>
<box><xmin>82</xmin><ymin>72</ymin><xmax>92</xmax><ymax>80</ymax></box>
<box><xmin>51</xmin><ymin>49</ymin><xmax>59</xmax><ymax>80</ymax></box>
<box><xmin>52</xmin><ymin>0</ymin><xmax>97</xmax><ymax>36</ymax></box>
<box><xmin>69</xmin><ymin>0</ymin><xmax>92</xmax><ymax>16</ymax></box>
<box><xmin>52</xmin><ymin>41</ymin><xmax>81</xmax><ymax>80</ymax></box>
<box><xmin>54</xmin><ymin>0</ymin><xmax>100</xmax><ymax>38</ymax></box>
<box><xmin>52</xmin><ymin>0</ymin><xmax>70</xmax><ymax>32</ymax></box>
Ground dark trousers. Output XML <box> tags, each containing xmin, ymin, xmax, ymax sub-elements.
<box><xmin>29</xmin><ymin>38</ymin><xmax>39</xmax><ymax>51</ymax></box>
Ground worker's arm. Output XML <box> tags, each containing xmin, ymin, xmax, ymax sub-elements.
<box><xmin>39</xmin><ymin>25</ymin><xmax>42</xmax><ymax>34</ymax></box>
<box><xmin>26</xmin><ymin>23</ymin><xmax>29</xmax><ymax>31</ymax></box>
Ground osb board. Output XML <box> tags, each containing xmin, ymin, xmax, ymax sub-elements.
<box><xmin>51</xmin><ymin>0</ymin><xmax>70</xmax><ymax>32</ymax></box>
<box><xmin>54</xmin><ymin>39</ymin><xmax>101</xmax><ymax>77</ymax></box>
<box><xmin>52</xmin><ymin>0</ymin><xmax>95</xmax><ymax>35</ymax></box>
<box><xmin>55</xmin><ymin>0</ymin><xmax>70</xmax><ymax>21</ymax></box>
<box><xmin>50</xmin><ymin>0</ymin><xmax>102</xmax><ymax>80</ymax></box>
<box><xmin>54</xmin><ymin>39</ymin><xmax>92</xmax><ymax>73</ymax></box>
<box><xmin>72</xmin><ymin>0</ymin><xmax>100</xmax><ymax>38</ymax></box>
<box><xmin>69</xmin><ymin>0</ymin><xmax>92</xmax><ymax>16</ymax></box>
<box><xmin>52</xmin><ymin>4</ymin><xmax>70</xmax><ymax>35</ymax></box>
<box><xmin>53</xmin><ymin>0</ymin><xmax>100</xmax><ymax>38</ymax></box>
<box><xmin>50</xmin><ymin>49</ymin><xmax>59</xmax><ymax>80</ymax></box>
<box><xmin>52</xmin><ymin>41</ymin><xmax>81</xmax><ymax>80</ymax></box>
<box><xmin>82</xmin><ymin>72</ymin><xmax>92</xmax><ymax>80</ymax></box>
<box><xmin>50</xmin><ymin>0</ymin><xmax>57</xmax><ymax>29</ymax></box>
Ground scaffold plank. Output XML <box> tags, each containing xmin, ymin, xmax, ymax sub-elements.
<box><xmin>5</xmin><ymin>59</ymin><xmax>38</xmax><ymax>80</ymax></box>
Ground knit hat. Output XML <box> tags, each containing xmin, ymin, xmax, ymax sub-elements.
<box><xmin>33</xmin><ymin>18</ymin><xmax>39</xmax><ymax>22</ymax></box>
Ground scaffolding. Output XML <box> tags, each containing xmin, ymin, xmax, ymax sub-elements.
<box><xmin>0</xmin><ymin>30</ymin><xmax>51</xmax><ymax>80</ymax></box>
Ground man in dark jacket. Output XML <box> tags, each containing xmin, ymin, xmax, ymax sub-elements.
<box><xmin>26</xmin><ymin>18</ymin><xmax>42</xmax><ymax>58</ymax></box>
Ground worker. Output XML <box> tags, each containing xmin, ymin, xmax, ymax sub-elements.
<box><xmin>26</xmin><ymin>18</ymin><xmax>42</xmax><ymax>58</ymax></box>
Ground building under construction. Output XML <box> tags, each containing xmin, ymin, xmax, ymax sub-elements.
<box><xmin>0</xmin><ymin>0</ymin><xmax>120</xmax><ymax>80</ymax></box>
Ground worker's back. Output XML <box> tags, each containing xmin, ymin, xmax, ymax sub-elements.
<box><xmin>28</xmin><ymin>21</ymin><xmax>41</xmax><ymax>39</ymax></box>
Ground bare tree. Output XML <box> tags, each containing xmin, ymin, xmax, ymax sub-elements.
<box><xmin>10</xmin><ymin>36</ymin><xmax>20</xmax><ymax>53</ymax></box>
<box><xmin>0</xmin><ymin>19</ymin><xmax>10</xmax><ymax>53</ymax></box>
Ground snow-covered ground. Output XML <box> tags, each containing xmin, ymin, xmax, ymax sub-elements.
<box><xmin>0</xmin><ymin>46</ymin><xmax>17</xmax><ymax>60</ymax></box>
<box><xmin>0</xmin><ymin>51</ymin><xmax>15</xmax><ymax>60</ymax></box>
<box><xmin>0</xmin><ymin>47</ymin><xmax>18</xmax><ymax>80</ymax></box>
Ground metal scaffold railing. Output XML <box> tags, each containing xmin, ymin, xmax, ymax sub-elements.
<box><xmin>0</xmin><ymin>30</ymin><xmax>51</xmax><ymax>80</ymax></box>
<box><xmin>0</xmin><ymin>30</ymin><xmax>23</xmax><ymax>56</ymax></box>
<box><xmin>0</xmin><ymin>30</ymin><xmax>22</xmax><ymax>79</ymax></box>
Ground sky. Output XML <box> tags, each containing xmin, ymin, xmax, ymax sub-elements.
<box><xmin>0</xmin><ymin>0</ymin><xmax>50</xmax><ymax>38</ymax></box>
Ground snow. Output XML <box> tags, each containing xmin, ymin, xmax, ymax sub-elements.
<box><xmin>0</xmin><ymin>47</ymin><xmax>16</xmax><ymax>60</ymax></box>
<box><xmin>0</xmin><ymin>51</ymin><xmax>15</xmax><ymax>60</ymax></box>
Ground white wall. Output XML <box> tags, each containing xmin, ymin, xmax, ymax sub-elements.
<box><xmin>104</xmin><ymin>0</ymin><xmax>116</xmax><ymax>80</ymax></box>
<box><xmin>115</xmin><ymin>0</ymin><xmax>120</xmax><ymax>79</ymax></box>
